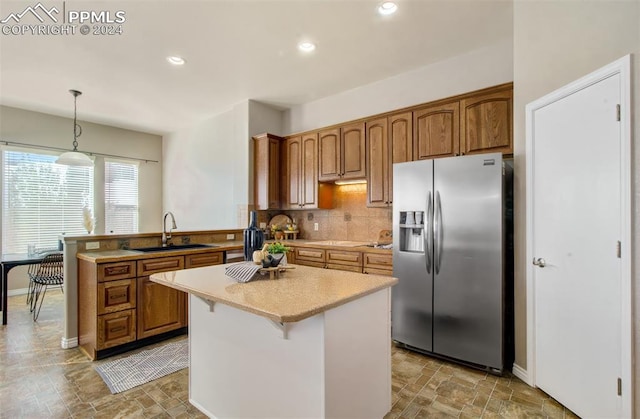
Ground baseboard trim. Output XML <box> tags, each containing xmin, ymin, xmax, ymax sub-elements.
<box><xmin>512</xmin><ymin>363</ymin><xmax>533</xmax><ymax>386</ymax></box>
<box><xmin>7</xmin><ymin>288</ymin><xmax>29</xmax><ymax>297</ymax></box>
<box><xmin>61</xmin><ymin>337</ymin><xmax>78</xmax><ymax>349</ymax></box>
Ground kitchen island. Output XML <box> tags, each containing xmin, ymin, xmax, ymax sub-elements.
<box><xmin>150</xmin><ymin>263</ymin><xmax>397</xmax><ymax>419</ymax></box>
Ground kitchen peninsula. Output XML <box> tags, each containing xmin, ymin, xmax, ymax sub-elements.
<box><xmin>150</xmin><ymin>264</ymin><xmax>397</xmax><ymax>418</ymax></box>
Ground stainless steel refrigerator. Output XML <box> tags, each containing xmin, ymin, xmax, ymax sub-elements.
<box><xmin>392</xmin><ymin>153</ymin><xmax>513</xmax><ymax>374</ymax></box>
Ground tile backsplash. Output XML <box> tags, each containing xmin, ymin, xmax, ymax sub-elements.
<box><xmin>259</xmin><ymin>184</ymin><xmax>392</xmax><ymax>242</ymax></box>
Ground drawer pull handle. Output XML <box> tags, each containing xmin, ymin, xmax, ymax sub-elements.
<box><xmin>109</xmin><ymin>293</ymin><xmax>127</xmax><ymax>300</ymax></box>
<box><xmin>106</xmin><ymin>266</ymin><xmax>129</xmax><ymax>275</ymax></box>
<box><xmin>110</xmin><ymin>326</ymin><xmax>126</xmax><ymax>333</ymax></box>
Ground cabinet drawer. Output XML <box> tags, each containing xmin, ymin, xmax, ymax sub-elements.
<box><xmin>363</xmin><ymin>252</ymin><xmax>393</xmax><ymax>270</ymax></box>
<box><xmin>326</xmin><ymin>263</ymin><xmax>362</xmax><ymax>273</ymax></box>
<box><xmin>137</xmin><ymin>256</ymin><xmax>184</xmax><ymax>276</ymax></box>
<box><xmin>326</xmin><ymin>250</ymin><xmax>362</xmax><ymax>266</ymax></box>
<box><xmin>185</xmin><ymin>252</ymin><xmax>223</xmax><ymax>268</ymax></box>
<box><xmin>98</xmin><ymin>279</ymin><xmax>136</xmax><ymax>315</ymax></box>
<box><xmin>98</xmin><ymin>261</ymin><xmax>137</xmax><ymax>282</ymax></box>
<box><xmin>295</xmin><ymin>248</ymin><xmax>325</xmax><ymax>263</ymax></box>
<box><xmin>97</xmin><ymin>309</ymin><xmax>136</xmax><ymax>349</ymax></box>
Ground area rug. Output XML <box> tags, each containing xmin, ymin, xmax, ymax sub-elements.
<box><xmin>95</xmin><ymin>340</ymin><xmax>188</xmax><ymax>394</ymax></box>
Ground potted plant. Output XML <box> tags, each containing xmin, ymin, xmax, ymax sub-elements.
<box><xmin>259</xmin><ymin>242</ymin><xmax>290</xmax><ymax>267</ymax></box>
<box><xmin>271</xmin><ymin>225</ymin><xmax>284</xmax><ymax>240</ymax></box>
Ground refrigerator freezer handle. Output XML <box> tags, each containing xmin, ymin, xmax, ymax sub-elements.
<box><xmin>425</xmin><ymin>191</ymin><xmax>433</xmax><ymax>273</ymax></box>
<box><xmin>434</xmin><ymin>191</ymin><xmax>443</xmax><ymax>274</ymax></box>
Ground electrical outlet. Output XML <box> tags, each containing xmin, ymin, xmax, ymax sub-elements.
<box><xmin>314</xmin><ymin>223</ymin><xmax>319</xmax><ymax>231</ymax></box>
<box><xmin>85</xmin><ymin>241</ymin><xmax>100</xmax><ymax>250</ymax></box>
<box><xmin>259</xmin><ymin>222</ymin><xmax>267</xmax><ymax>229</ymax></box>
<box><xmin>226</xmin><ymin>234</ymin><xmax>235</xmax><ymax>240</ymax></box>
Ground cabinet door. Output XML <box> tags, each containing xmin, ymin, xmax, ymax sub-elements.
<box><xmin>283</xmin><ymin>136</ymin><xmax>301</xmax><ymax>209</ymax></box>
<box><xmin>341</xmin><ymin>122</ymin><xmax>366</xmax><ymax>179</ymax></box>
<box><xmin>414</xmin><ymin>102</ymin><xmax>460</xmax><ymax>159</ymax></box>
<box><xmin>366</xmin><ymin>117</ymin><xmax>389</xmax><ymax>207</ymax></box>
<box><xmin>389</xmin><ymin>112</ymin><xmax>413</xmax><ymax>204</ymax></box>
<box><xmin>137</xmin><ymin>276</ymin><xmax>186</xmax><ymax>339</ymax></box>
<box><xmin>363</xmin><ymin>252</ymin><xmax>393</xmax><ymax>271</ymax></box>
<box><xmin>318</xmin><ymin>128</ymin><xmax>340</xmax><ymax>181</ymax></box>
<box><xmin>253</xmin><ymin>134</ymin><xmax>282</xmax><ymax>210</ymax></box>
<box><xmin>301</xmin><ymin>133</ymin><xmax>319</xmax><ymax>207</ymax></box>
<box><xmin>460</xmin><ymin>87</ymin><xmax>513</xmax><ymax>155</ymax></box>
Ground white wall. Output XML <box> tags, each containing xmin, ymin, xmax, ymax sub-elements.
<box><xmin>513</xmin><ymin>0</ymin><xmax>640</xmax><ymax>392</ymax></box>
<box><xmin>283</xmin><ymin>39</ymin><xmax>513</xmax><ymax>134</ymax></box>
<box><xmin>0</xmin><ymin>105</ymin><xmax>163</xmax><ymax>290</ymax></box>
<box><xmin>163</xmin><ymin>102</ymin><xmax>248</xmax><ymax>230</ymax></box>
<box><xmin>163</xmin><ymin>100</ymin><xmax>283</xmax><ymax>231</ymax></box>
<box><xmin>248</xmin><ymin>100</ymin><xmax>285</xmax><ymax>207</ymax></box>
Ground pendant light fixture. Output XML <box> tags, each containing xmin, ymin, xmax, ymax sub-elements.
<box><xmin>56</xmin><ymin>89</ymin><xmax>94</xmax><ymax>167</ymax></box>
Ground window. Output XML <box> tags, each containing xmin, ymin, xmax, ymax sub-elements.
<box><xmin>2</xmin><ymin>147</ymin><xmax>94</xmax><ymax>254</ymax></box>
<box><xmin>105</xmin><ymin>160</ymin><xmax>138</xmax><ymax>234</ymax></box>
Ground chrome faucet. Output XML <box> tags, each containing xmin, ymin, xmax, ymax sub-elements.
<box><xmin>162</xmin><ymin>211</ymin><xmax>177</xmax><ymax>247</ymax></box>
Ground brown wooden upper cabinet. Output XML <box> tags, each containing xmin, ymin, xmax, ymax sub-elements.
<box><xmin>283</xmin><ymin>134</ymin><xmax>333</xmax><ymax>209</ymax></box>
<box><xmin>460</xmin><ymin>86</ymin><xmax>513</xmax><ymax>155</ymax></box>
<box><xmin>318</xmin><ymin>122</ymin><xmax>366</xmax><ymax>181</ymax></box>
<box><xmin>414</xmin><ymin>101</ymin><xmax>460</xmax><ymax>160</ymax></box>
<box><xmin>366</xmin><ymin>112</ymin><xmax>413</xmax><ymax>207</ymax></box>
<box><xmin>414</xmin><ymin>84</ymin><xmax>513</xmax><ymax>159</ymax></box>
<box><xmin>253</xmin><ymin>133</ymin><xmax>283</xmax><ymax>210</ymax></box>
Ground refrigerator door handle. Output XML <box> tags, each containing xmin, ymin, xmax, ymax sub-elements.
<box><xmin>425</xmin><ymin>191</ymin><xmax>433</xmax><ymax>273</ymax></box>
<box><xmin>434</xmin><ymin>190</ymin><xmax>443</xmax><ymax>274</ymax></box>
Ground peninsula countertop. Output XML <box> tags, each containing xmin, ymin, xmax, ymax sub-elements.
<box><xmin>76</xmin><ymin>241</ymin><xmax>244</xmax><ymax>263</ymax></box>
<box><xmin>150</xmin><ymin>264</ymin><xmax>397</xmax><ymax>323</ymax></box>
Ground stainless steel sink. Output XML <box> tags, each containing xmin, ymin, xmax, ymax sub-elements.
<box><xmin>132</xmin><ymin>243</ymin><xmax>217</xmax><ymax>252</ymax></box>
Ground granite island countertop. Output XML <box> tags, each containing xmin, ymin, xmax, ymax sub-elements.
<box><xmin>150</xmin><ymin>264</ymin><xmax>397</xmax><ymax>323</ymax></box>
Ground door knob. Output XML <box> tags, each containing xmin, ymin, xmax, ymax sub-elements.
<box><xmin>532</xmin><ymin>257</ymin><xmax>546</xmax><ymax>268</ymax></box>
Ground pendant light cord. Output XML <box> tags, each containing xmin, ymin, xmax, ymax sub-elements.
<box><xmin>71</xmin><ymin>90</ymin><xmax>82</xmax><ymax>152</ymax></box>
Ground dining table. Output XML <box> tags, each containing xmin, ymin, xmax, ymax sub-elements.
<box><xmin>1</xmin><ymin>252</ymin><xmax>58</xmax><ymax>325</ymax></box>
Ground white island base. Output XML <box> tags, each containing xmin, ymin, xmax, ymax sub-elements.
<box><xmin>188</xmin><ymin>288</ymin><xmax>392</xmax><ymax>419</ymax></box>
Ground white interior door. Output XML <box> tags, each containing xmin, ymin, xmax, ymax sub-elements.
<box><xmin>527</xmin><ymin>62</ymin><xmax>629</xmax><ymax>418</ymax></box>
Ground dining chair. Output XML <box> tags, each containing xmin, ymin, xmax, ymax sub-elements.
<box><xmin>29</xmin><ymin>253</ymin><xmax>64</xmax><ymax>321</ymax></box>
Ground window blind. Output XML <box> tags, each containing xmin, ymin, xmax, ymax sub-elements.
<box><xmin>2</xmin><ymin>148</ymin><xmax>94</xmax><ymax>254</ymax></box>
<box><xmin>105</xmin><ymin>160</ymin><xmax>139</xmax><ymax>234</ymax></box>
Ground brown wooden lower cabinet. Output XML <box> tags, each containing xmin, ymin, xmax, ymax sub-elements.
<box><xmin>292</xmin><ymin>247</ymin><xmax>392</xmax><ymax>275</ymax></box>
<box><xmin>79</xmin><ymin>251</ymin><xmax>224</xmax><ymax>360</ymax></box>
<box><xmin>363</xmin><ymin>252</ymin><xmax>393</xmax><ymax>276</ymax></box>
<box><xmin>137</xmin><ymin>276</ymin><xmax>186</xmax><ymax>339</ymax></box>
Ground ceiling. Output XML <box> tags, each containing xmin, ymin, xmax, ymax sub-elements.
<box><xmin>0</xmin><ymin>1</ymin><xmax>513</xmax><ymax>135</ymax></box>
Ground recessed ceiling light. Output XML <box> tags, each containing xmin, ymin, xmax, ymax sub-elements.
<box><xmin>298</xmin><ymin>42</ymin><xmax>316</xmax><ymax>52</ymax></box>
<box><xmin>166</xmin><ymin>56</ymin><xmax>185</xmax><ymax>65</ymax></box>
<box><xmin>377</xmin><ymin>1</ymin><xmax>398</xmax><ymax>15</ymax></box>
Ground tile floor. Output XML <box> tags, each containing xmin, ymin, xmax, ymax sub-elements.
<box><xmin>0</xmin><ymin>290</ymin><xmax>578</xmax><ymax>418</ymax></box>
